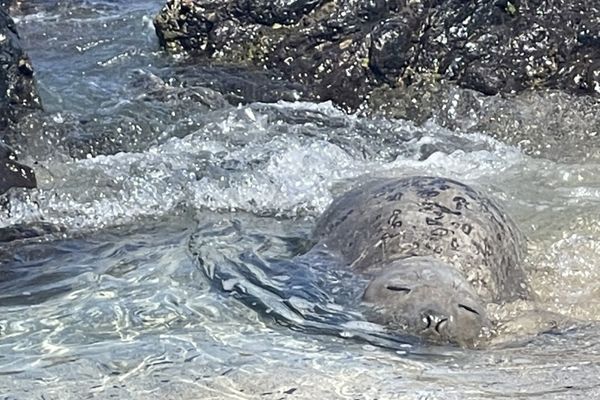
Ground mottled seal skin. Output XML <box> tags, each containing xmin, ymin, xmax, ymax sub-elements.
<box><xmin>314</xmin><ymin>176</ymin><xmax>527</xmax><ymax>346</ymax></box>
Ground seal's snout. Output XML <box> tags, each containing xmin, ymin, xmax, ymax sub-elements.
<box><xmin>421</xmin><ymin>309</ymin><xmax>449</xmax><ymax>335</ymax></box>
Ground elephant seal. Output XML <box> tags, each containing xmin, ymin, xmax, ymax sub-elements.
<box><xmin>313</xmin><ymin>176</ymin><xmax>528</xmax><ymax>346</ymax></box>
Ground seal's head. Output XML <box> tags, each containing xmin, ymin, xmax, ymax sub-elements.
<box><xmin>362</xmin><ymin>257</ymin><xmax>490</xmax><ymax>347</ymax></box>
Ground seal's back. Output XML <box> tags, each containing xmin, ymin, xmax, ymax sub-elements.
<box><xmin>314</xmin><ymin>176</ymin><xmax>527</xmax><ymax>303</ymax></box>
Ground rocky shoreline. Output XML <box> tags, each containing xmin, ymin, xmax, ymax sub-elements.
<box><xmin>154</xmin><ymin>0</ymin><xmax>600</xmax><ymax>103</ymax></box>
<box><xmin>152</xmin><ymin>0</ymin><xmax>600</xmax><ymax>157</ymax></box>
<box><xmin>2</xmin><ymin>0</ymin><xmax>600</xmax><ymax>197</ymax></box>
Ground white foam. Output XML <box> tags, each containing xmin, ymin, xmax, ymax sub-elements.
<box><xmin>2</xmin><ymin>102</ymin><xmax>534</xmax><ymax>229</ymax></box>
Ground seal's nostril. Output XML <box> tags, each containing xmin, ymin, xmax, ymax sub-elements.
<box><xmin>423</xmin><ymin>315</ymin><xmax>432</xmax><ymax>329</ymax></box>
<box><xmin>435</xmin><ymin>318</ymin><xmax>448</xmax><ymax>334</ymax></box>
<box><xmin>422</xmin><ymin>312</ymin><xmax>448</xmax><ymax>334</ymax></box>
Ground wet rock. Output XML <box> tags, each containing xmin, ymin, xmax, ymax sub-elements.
<box><xmin>0</xmin><ymin>142</ymin><xmax>36</xmax><ymax>195</ymax></box>
<box><xmin>368</xmin><ymin>80</ymin><xmax>600</xmax><ymax>163</ymax></box>
<box><xmin>154</xmin><ymin>0</ymin><xmax>384</xmax><ymax>110</ymax></box>
<box><xmin>154</xmin><ymin>0</ymin><xmax>600</xmax><ymax>109</ymax></box>
<box><xmin>0</xmin><ymin>221</ymin><xmax>63</xmax><ymax>243</ymax></box>
<box><xmin>234</xmin><ymin>0</ymin><xmax>322</xmax><ymax>26</ymax></box>
<box><xmin>0</xmin><ymin>1</ymin><xmax>15</xmax><ymax>11</ymax></box>
<box><xmin>0</xmin><ymin>4</ymin><xmax>41</xmax><ymax>194</ymax></box>
<box><xmin>0</xmin><ymin>5</ymin><xmax>41</xmax><ymax>127</ymax></box>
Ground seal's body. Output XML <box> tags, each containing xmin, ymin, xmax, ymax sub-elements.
<box><xmin>314</xmin><ymin>176</ymin><xmax>527</xmax><ymax>346</ymax></box>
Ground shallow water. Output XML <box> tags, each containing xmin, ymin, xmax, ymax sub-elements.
<box><xmin>1</xmin><ymin>1</ymin><xmax>600</xmax><ymax>399</ymax></box>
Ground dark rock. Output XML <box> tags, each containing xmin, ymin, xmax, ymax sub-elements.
<box><xmin>233</xmin><ymin>0</ymin><xmax>322</xmax><ymax>26</ymax></box>
<box><xmin>154</xmin><ymin>0</ymin><xmax>600</xmax><ymax>109</ymax></box>
<box><xmin>368</xmin><ymin>15</ymin><xmax>420</xmax><ymax>83</ymax></box>
<box><xmin>0</xmin><ymin>1</ymin><xmax>15</xmax><ymax>11</ymax></box>
<box><xmin>0</xmin><ymin>4</ymin><xmax>41</xmax><ymax>194</ymax></box>
<box><xmin>0</xmin><ymin>142</ymin><xmax>36</xmax><ymax>195</ymax></box>
<box><xmin>154</xmin><ymin>0</ymin><xmax>383</xmax><ymax>110</ymax></box>
<box><xmin>0</xmin><ymin>6</ymin><xmax>41</xmax><ymax>127</ymax></box>
<box><xmin>0</xmin><ymin>221</ymin><xmax>64</xmax><ymax>243</ymax></box>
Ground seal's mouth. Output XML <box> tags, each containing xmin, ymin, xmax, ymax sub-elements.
<box><xmin>362</xmin><ymin>257</ymin><xmax>490</xmax><ymax>347</ymax></box>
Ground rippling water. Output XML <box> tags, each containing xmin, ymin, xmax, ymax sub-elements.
<box><xmin>2</xmin><ymin>1</ymin><xmax>600</xmax><ymax>399</ymax></box>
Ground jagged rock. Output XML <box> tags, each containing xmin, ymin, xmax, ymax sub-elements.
<box><xmin>154</xmin><ymin>0</ymin><xmax>600</xmax><ymax>109</ymax></box>
<box><xmin>0</xmin><ymin>4</ymin><xmax>41</xmax><ymax>194</ymax></box>
<box><xmin>0</xmin><ymin>142</ymin><xmax>36</xmax><ymax>195</ymax></box>
<box><xmin>154</xmin><ymin>0</ymin><xmax>385</xmax><ymax>110</ymax></box>
<box><xmin>0</xmin><ymin>6</ymin><xmax>41</xmax><ymax>126</ymax></box>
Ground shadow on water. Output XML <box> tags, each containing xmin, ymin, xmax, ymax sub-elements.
<box><xmin>189</xmin><ymin>212</ymin><xmax>448</xmax><ymax>354</ymax></box>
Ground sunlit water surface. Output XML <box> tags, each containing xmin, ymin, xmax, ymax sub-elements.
<box><xmin>1</xmin><ymin>1</ymin><xmax>600</xmax><ymax>399</ymax></box>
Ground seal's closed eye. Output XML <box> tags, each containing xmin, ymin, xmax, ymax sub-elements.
<box><xmin>458</xmin><ymin>304</ymin><xmax>480</xmax><ymax>315</ymax></box>
<box><xmin>385</xmin><ymin>285</ymin><xmax>411</xmax><ymax>293</ymax></box>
